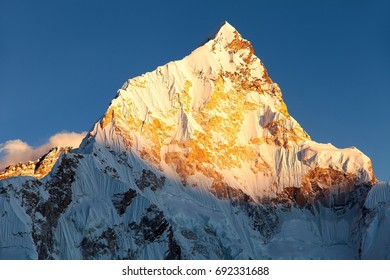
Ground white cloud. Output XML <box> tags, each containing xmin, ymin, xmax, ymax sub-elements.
<box><xmin>0</xmin><ymin>131</ymin><xmax>87</xmax><ymax>170</ymax></box>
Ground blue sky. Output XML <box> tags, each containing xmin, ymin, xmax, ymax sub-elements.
<box><xmin>1</xmin><ymin>0</ymin><xmax>389</xmax><ymax>181</ymax></box>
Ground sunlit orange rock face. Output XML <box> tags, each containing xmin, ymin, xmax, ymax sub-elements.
<box><xmin>0</xmin><ymin>147</ymin><xmax>71</xmax><ymax>180</ymax></box>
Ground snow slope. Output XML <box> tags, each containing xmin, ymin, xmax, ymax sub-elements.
<box><xmin>0</xmin><ymin>22</ymin><xmax>388</xmax><ymax>260</ymax></box>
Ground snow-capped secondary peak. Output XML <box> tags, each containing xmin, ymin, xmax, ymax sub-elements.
<box><xmin>0</xmin><ymin>147</ymin><xmax>71</xmax><ymax>180</ymax></box>
<box><xmin>80</xmin><ymin>22</ymin><xmax>375</xmax><ymax>200</ymax></box>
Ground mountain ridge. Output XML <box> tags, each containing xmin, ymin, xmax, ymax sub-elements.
<box><xmin>0</xmin><ymin>147</ymin><xmax>71</xmax><ymax>180</ymax></box>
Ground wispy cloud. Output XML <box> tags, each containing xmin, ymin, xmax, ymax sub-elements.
<box><xmin>0</xmin><ymin>131</ymin><xmax>87</xmax><ymax>170</ymax></box>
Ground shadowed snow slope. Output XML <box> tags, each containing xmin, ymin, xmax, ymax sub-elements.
<box><xmin>0</xmin><ymin>22</ymin><xmax>388</xmax><ymax>260</ymax></box>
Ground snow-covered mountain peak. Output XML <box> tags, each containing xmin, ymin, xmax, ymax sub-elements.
<box><xmin>80</xmin><ymin>23</ymin><xmax>375</xmax><ymax>200</ymax></box>
<box><xmin>189</xmin><ymin>20</ymin><xmax>257</xmax><ymax>76</ymax></box>
<box><xmin>208</xmin><ymin>21</ymin><xmax>240</xmax><ymax>43</ymax></box>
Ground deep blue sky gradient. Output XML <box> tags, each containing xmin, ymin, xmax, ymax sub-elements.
<box><xmin>1</xmin><ymin>0</ymin><xmax>389</xmax><ymax>181</ymax></box>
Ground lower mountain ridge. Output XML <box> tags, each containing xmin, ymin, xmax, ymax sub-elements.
<box><xmin>1</xmin><ymin>149</ymin><xmax>389</xmax><ymax>259</ymax></box>
<box><xmin>1</xmin><ymin>22</ymin><xmax>389</xmax><ymax>259</ymax></box>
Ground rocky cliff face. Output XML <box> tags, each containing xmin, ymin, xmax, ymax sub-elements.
<box><xmin>0</xmin><ymin>22</ymin><xmax>388</xmax><ymax>260</ymax></box>
<box><xmin>0</xmin><ymin>147</ymin><xmax>71</xmax><ymax>180</ymax></box>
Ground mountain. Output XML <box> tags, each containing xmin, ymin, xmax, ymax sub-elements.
<box><xmin>0</xmin><ymin>147</ymin><xmax>71</xmax><ymax>180</ymax></box>
<box><xmin>0</xmin><ymin>22</ymin><xmax>389</xmax><ymax>260</ymax></box>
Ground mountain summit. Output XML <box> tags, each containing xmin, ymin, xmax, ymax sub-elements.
<box><xmin>80</xmin><ymin>21</ymin><xmax>374</xmax><ymax>200</ymax></box>
<box><xmin>0</xmin><ymin>22</ymin><xmax>389</xmax><ymax>260</ymax></box>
